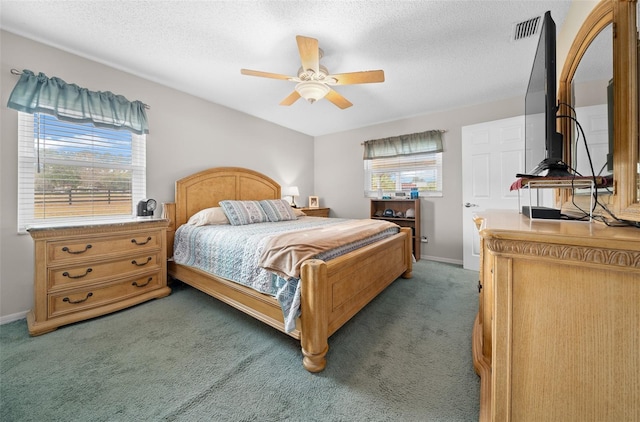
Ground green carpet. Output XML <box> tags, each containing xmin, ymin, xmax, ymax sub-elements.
<box><xmin>1</xmin><ymin>260</ymin><xmax>480</xmax><ymax>421</ymax></box>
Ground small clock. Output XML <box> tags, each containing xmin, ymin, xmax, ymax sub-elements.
<box><xmin>137</xmin><ymin>199</ymin><xmax>157</xmax><ymax>217</ymax></box>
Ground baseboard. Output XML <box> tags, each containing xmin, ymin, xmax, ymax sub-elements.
<box><xmin>0</xmin><ymin>310</ymin><xmax>28</xmax><ymax>325</ymax></box>
<box><xmin>421</xmin><ymin>255</ymin><xmax>463</xmax><ymax>266</ymax></box>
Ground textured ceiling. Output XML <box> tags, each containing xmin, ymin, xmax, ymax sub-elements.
<box><xmin>0</xmin><ymin>0</ymin><xmax>572</xmax><ymax>136</ymax></box>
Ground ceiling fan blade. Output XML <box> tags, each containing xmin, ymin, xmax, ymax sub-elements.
<box><xmin>328</xmin><ymin>70</ymin><xmax>385</xmax><ymax>85</ymax></box>
<box><xmin>279</xmin><ymin>90</ymin><xmax>301</xmax><ymax>106</ymax></box>
<box><xmin>241</xmin><ymin>69</ymin><xmax>293</xmax><ymax>80</ymax></box>
<box><xmin>325</xmin><ymin>89</ymin><xmax>353</xmax><ymax>109</ymax></box>
<box><xmin>296</xmin><ymin>35</ymin><xmax>319</xmax><ymax>74</ymax></box>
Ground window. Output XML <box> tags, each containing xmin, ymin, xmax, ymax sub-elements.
<box><xmin>363</xmin><ymin>130</ymin><xmax>444</xmax><ymax>198</ymax></box>
<box><xmin>18</xmin><ymin>112</ymin><xmax>146</xmax><ymax>232</ymax></box>
<box><xmin>364</xmin><ymin>151</ymin><xmax>443</xmax><ymax>197</ymax></box>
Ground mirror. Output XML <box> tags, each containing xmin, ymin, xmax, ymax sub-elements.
<box><xmin>558</xmin><ymin>0</ymin><xmax>639</xmax><ymax>222</ymax></box>
<box><xmin>570</xmin><ymin>24</ymin><xmax>613</xmax><ymax>178</ymax></box>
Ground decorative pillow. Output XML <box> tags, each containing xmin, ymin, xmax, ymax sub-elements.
<box><xmin>259</xmin><ymin>199</ymin><xmax>298</xmax><ymax>222</ymax></box>
<box><xmin>293</xmin><ymin>208</ymin><xmax>307</xmax><ymax>217</ymax></box>
<box><xmin>219</xmin><ymin>200</ymin><xmax>269</xmax><ymax>225</ymax></box>
<box><xmin>186</xmin><ymin>207</ymin><xmax>229</xmax><ymax>226</ymax></box>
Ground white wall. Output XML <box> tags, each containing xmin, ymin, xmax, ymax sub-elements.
<box><xmin>0</xmin><ymin>31</ymin><xmax>314</xmax><ymax>321</ymax></box>
<box><xmin>313</xmin><ymin>98</ymin><xmax>525</xmax><ymax>264</ymax></box>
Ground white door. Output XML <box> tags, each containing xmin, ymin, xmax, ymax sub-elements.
<box><xmin>461</xmin><ymin>116</ymin><xmax>525</xmax><ymax>271</ymax></box>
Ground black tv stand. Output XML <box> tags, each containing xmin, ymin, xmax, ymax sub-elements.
<box><xmin>529</xmin><ymin>158</ymin><xmax>572</xmax><ymax>178</ymax></box>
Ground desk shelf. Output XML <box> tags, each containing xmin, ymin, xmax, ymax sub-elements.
<box><xmin>370</xmin><ymin>199</ymin><xmax>420</xmax><ymax>260</ymax></box>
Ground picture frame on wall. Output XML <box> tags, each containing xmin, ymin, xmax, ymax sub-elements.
<box><xmin>308</xmin><ymin>196</ymin><xmax>319</xmax><ymax>208</ymax></box>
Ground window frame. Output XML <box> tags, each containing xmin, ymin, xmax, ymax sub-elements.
<box><xmin>364</xmin><ymin>150</ymin><xmax>443</xmax><ymax>198</ymax></box>
<box><xmin>17</xmin><ymin>112</ymin><xmax>146</xmax><ymax>233</ymax></box>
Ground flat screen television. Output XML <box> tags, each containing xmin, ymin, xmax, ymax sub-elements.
<box><xmin>524</xmin><ymin>11</ymin><xmax>568</xmax><ymax>176</ymax></box>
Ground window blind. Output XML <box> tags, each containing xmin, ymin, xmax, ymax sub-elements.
<box><xmin>364</xmin><ymin>151</ymin><xmax>443</xmax><ymax>197</ymax></box>
<box><xmin>18</xmin><ymin>112</ymin><xmax>146</xmax><ymax>232</ymax></box>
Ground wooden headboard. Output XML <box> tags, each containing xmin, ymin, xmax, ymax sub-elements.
<box><xmin>163</xmin><ymin>167</ymin><xmax>281</xmax><ymax>257</ymax></box>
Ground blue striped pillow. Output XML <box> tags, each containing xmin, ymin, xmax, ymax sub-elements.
<box><xmin>259</xmin><ymin>199</ymin><xmax>298</xmax><ymax>222</ymax></box>
<box><xmin>219</xmin><ymin>200</ymin><xmax>269</xmax><ymax>225</ymax></box>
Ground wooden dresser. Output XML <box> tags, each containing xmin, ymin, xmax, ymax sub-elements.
<box><xmin>299</xmin><ymin>207</ymin><xmax>330</xmax><ymax>217</ymax></box>
<box><xmin>473</xmin><ymin>210</ymin><xmax>639</xmax><ymax>421</ymax></box>
<box><xmin>27</xmin><ymin>219</ymin><xmax>171</xmax><ymax>336</ymax></box>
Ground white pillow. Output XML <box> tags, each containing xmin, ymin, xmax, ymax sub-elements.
<box><xmin>293</xmin><ymin>208</ymin><xmax>307</xmax><ymax>217</ymax></box>
<box><xmin>186</xmin><ymin>207</ymin><xmax>230</xmax><ymax>226</ymax></box>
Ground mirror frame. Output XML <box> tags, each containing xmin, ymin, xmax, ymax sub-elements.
<box><xmin>558</xmin><ymin>0</ymin><xmax>639</xmax><ymax>222</ymax></box>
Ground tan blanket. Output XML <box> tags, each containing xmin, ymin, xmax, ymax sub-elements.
<box><xmin>259</xmin><ymin>219</ymin><xmax>399</xmax><ymax>279</ymax></box>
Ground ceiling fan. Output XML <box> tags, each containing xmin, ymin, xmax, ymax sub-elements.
<box><xmin>240</xmin><ymin>35</ymin><xmax>385</xmax><ymax>109</ymax></box>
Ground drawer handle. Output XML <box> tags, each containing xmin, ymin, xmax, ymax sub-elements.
<box><xmin>132</xmin><ymin>277</ymin><xmax>153</xmax><ymax>288</ymax></box>
<box><xmin>131</xmin><ymin>257</ymin><xmax>152</xmax><ymax>266</ymax></box>
<box><xmin>62</xmin><ymin>292</ymin><xmax>93</xmax><ymax>304</ymax></box>
<box><xmin>131</xmin><ymin>237</ymin><xmax>152</xmax><ymax>246</ymax></box>
<box><xmin>62</xmin><ymin>244</ymin><xmax>92</xmax><ymax>254</ymax></box>
<box><xmin>62</xmin><ymin>268</ymin><xmax>93</xmax><ymax>279</ymax></box>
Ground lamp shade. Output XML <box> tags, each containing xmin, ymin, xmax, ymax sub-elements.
<box><xmin>282</xmin><ymin>186</ymin><xmax>300</xmax><ymax>197</ymax></box>
<box><xmin>295</xmin><ymin>81</ymin><xmax>330</xmax><ymax>103</ymax></box>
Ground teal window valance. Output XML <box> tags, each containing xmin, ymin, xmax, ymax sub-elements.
<box><xmin>7</xmin><ymin>69</ymin><xmax>149</xmax><ymax>135</ymax></box>
<box><xmin>363</xmin><ymin>130</ymin><xmax>444</xmax><ymax>159</ymax></box>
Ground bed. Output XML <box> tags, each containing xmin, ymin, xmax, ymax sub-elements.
<box><xmin>163</xmin><ymin>167</ymin><xmax>413</xmax><ymax>372</ymax></box>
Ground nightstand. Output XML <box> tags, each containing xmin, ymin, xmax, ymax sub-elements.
<box><xmin>299</xmin><ymin>207</ymin><xmax>330</xmax><ymax>217</ymax></box>
<box><xmin>26</xmin><ymin>219</ymin><xmax>171</xmax><ymax>335</ymax></box>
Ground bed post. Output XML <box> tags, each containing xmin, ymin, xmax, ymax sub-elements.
<box><xmin>400</xmin><ymin>227</ymin><xmax>413</xmax><ymax>279</ymax></box>
<box><xmin>162</xmin><ymin>202</ymin><xmax>176</xmax><ymax>260</ymax></box>
<box><xmin>299</xmin><ymin>259</ymin><xmax>329</xmax><ymax>373</ymax></box>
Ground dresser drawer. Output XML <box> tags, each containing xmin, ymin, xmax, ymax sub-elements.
<box><xmin>49</xmin><ymin>252</ymin><xmax>162</xmax><ymax>290</ymax></box>
<box><xmin>300</xmin><ymin>207</ymin><xmax>330</xmax><ymax>217</ymax></box>
<box><xmin>48</xmin><ymin>272</ymin><xmax>163</xmax><ymax>318</ymax></box>
<box><xmin>47</xmin><ymin>230</ymin><xmax>163</xmax><ymax>264</ymax></box>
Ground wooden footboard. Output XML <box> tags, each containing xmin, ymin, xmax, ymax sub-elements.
<box><xmin>300</xmin><ymin>226</ymin><xmax>412</xmax><ymax>372</ymax></box>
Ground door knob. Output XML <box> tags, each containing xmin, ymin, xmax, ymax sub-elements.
<box><xmin>464</xmin><ymin>202</ymin><xmax>479</xmax><ymax>208</ymax></box>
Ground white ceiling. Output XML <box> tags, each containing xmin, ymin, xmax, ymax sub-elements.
<box><xmin>0</xmin><ymin>0</ymin><xmax>572</xmax><ymax>137</ymax></box>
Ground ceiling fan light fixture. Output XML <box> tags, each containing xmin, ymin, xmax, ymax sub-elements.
<box><xmin>295</xmin><ymin>81</ymin><xmax>330</xmax><ymax>103</ymax></box>
<box><xmin>240</xmin><ymin>36</ymin><xmax>383</xmax><ymax>109</ymax></box>
<box><xmin>297</xmin><ymin>65</ymin><xmax>330</xmax><ymax>81</ymax></box>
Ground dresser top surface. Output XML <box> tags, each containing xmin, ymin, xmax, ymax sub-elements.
<box><xmin>475</xmin><ymin>210</ymin><xmax>640</xmax><ymax>248</ymax></box>
<box><xmin>27</xmin><ymin>218</ymin><xmax>169</xmax><ymax>237</ymax></box>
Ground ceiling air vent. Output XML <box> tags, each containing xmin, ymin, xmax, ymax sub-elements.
<box><xmin>513</xmin><ymin>15</ymin><xmax>541</xmax><ymax>41</ymax></box>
